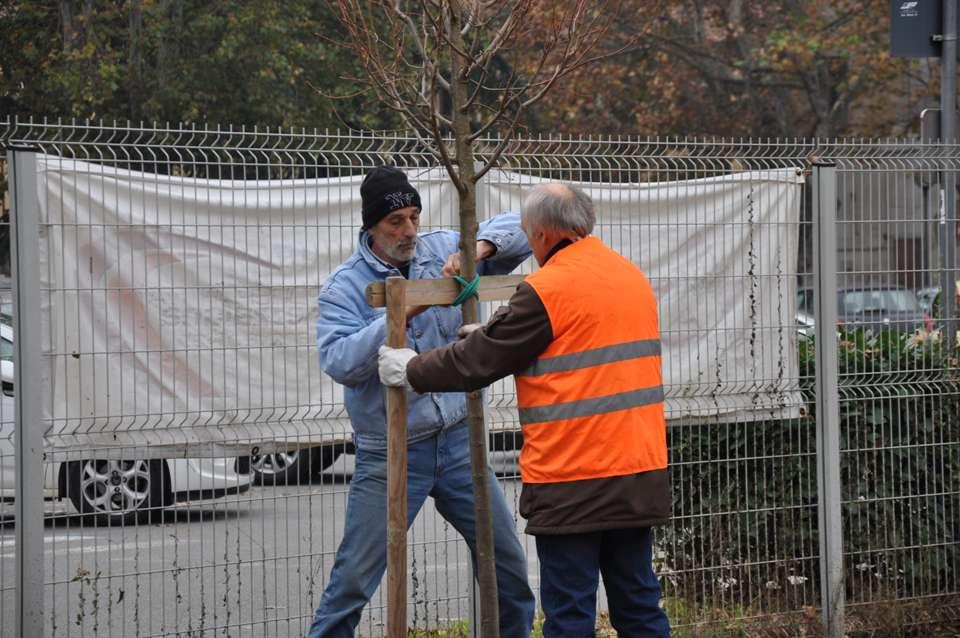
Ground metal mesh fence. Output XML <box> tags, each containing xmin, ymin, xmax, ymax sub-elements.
<box><xmin>834</xmin><ymin>161</ymin><xmax>959</xmax><ymax>625</ymax></box>
<box><xmin>0</xmin><ymin>119</ymin><xmax>958</xmax><ymax>636</ymax></box>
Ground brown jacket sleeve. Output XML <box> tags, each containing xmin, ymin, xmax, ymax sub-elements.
<box><xmin>407</xmin><ymin>281</ymin><xmax>553</xmax><ymax>393</ymax></box>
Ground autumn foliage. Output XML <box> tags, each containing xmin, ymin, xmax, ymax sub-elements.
<box><xmin>0</xmin><ymin>1</ymin><xmax>947</xmax><ymax>138</ymax></box>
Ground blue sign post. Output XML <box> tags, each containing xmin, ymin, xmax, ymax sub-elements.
<box><xmin>891</xmin><ymin>0</ymin><xmax>958</xmax><ymax>350</ymax></box>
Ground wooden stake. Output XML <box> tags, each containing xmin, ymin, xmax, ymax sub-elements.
<box><xmin>385</xmin><ymin>276</ymin><xmax>407</xmax><ymax>638</ymax></box>
<box><xmin>369</xmin><ymin>273</ymin><xmax>527</xmax><ymax>637</ymax></box>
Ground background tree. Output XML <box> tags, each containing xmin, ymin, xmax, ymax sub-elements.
<box><xmin>525</xmin><ymin>0</ymin><xmax>937</xmax><ymax>138</ymax></box>
<box><xmin>0</xmin><ymin>0</ymin><xmax>945</xmax><ymax>138</ymax></box>
<box><xmin>0</xmin><ymin>0</ymin><xmax>398</xmax><ymax>129</ymax></box>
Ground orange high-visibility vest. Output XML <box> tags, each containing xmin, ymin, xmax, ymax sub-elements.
<box><xmin>515</xmin><ymin>236</ymin><xmax>667</xmax><ymax>484</ymax></box>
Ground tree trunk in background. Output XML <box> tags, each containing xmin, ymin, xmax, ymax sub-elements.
<box><xmin>127</xmin><ymin>0</ymin><xmax>143</xmax><ymax>121</ymax></box>
<box><xmin>59</xmin><ymin>1</ymin><xmax>74</xmax><ymax>51</ymax></box>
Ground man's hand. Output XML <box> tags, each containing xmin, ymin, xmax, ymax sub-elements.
<box><xmin>441</xmin><ymin>240</ymin><xmax>496</xmax><ymax>277</ymax></box>
<box><xmin>378</xmin><ymin>345</ymin><xmax>417</xmax><ymax>387</ymax></box>
<box><xmin>408</xmin><ymin>241</ymin><xmax>495</xmax><ymax>325</ymax></box>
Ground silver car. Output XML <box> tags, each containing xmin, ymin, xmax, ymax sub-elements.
<box><xmin>795</xmin><ymin>287</ymin><xmax>933</xmax><ymax>334</ymax></box>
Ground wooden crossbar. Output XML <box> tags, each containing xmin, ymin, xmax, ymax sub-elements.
<box><xmin>366</xmin><ymin>274</ymin><xmax>526</xmax><ymax>308</ymax></box>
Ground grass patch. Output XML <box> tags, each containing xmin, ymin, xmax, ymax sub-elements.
<box><xmin>404</xmin><ymin>595</ymin><xmax>960</xmax><ymax>636</ymax></box>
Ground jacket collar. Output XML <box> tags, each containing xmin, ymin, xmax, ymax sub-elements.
<box><xmin>542</xmin><ymin>238</ymin><xmax>574</xmax><ymax>265</ymax></box>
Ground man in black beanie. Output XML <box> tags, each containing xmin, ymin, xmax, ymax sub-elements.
<box><xmin>308</xmin><ymin>166</ymin><xmax>536</xmax><ymax>637</ymax></box>
<box><xmin>357</xmin><ymin>166</ymin><xmax>424</xmax><ymax>276</ymax></box>
<box><xmin>360</xmin><ymin>166</ymin><xmax>422</xmax><ymax>228</ymax></box>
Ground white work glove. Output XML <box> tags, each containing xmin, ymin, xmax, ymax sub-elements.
<box><xmin>378</xmin><ymin>345</ymin><xmax>417</xmax><ymax>388</ymax></box>
<box><xmin>457</xmin><ymin>323</ymin><xmax>483</xmax><ymax>339</ymax></box>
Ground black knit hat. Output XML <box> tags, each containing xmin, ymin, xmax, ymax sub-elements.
<box><xmin>360</xmin><ymin>166</ymin><xmax>422</xmax><ymax>230</ymax></box>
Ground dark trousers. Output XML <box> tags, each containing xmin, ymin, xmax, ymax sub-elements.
<box><xmin>535</xmin><ymin>527</ymin><xmax>670</xmax><ymax>638</ymax></box>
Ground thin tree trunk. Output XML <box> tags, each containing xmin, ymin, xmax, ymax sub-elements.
<box><xmin>128</xmin><ymin>0</ymin><xmax>143</xmax><ymax>121</ymax></box>
<box><xmin>60</xmin><ymin>1</ymin><xmax>74</xmax><ymax>51</ymax></box>
<box><xmin>450</xmin><ymin>15</ymin><xmax>500</xmax><ymax>638</ymax></box>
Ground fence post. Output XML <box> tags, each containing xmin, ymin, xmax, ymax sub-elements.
<box><xmin>10</xmin><ymin>149</ymin><xmax>45</xmax><ymax>637</ymax></box>
<box><xmin>939</xmin><ymin>0</ymin><xmax>958</xmax><ymax>350</ymax></box>
<box><xmin>812</xmin><ymin>161</ymin><xmax>844</xmax><ymax>638</ymax></box>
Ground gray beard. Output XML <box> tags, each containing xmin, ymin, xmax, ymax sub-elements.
<box><xmin>381</xmin><ymin>238</ymin><xmax>417</xmax><ymax>264</ymax></box>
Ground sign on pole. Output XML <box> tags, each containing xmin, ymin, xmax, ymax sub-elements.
<box><xmin>890</xmin><ymin>0</ymin><xmax>946</xmax><ymax>57</ymax></box>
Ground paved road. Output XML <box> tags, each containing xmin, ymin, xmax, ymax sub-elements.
<box><xmin>1</xmin><ymin>451</ymin><xmax>614</xmax><ymax>636</ymax></box>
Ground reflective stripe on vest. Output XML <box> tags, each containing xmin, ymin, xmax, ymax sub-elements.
<box><xmin>518</xmin><ymin>338</ymin><xmax>661</xmax><ymax>377</ymax></box>
<box><xmin>518</xmin><ymin>385</ymin><xmax>664</xmax><ymax>425</ymax></box>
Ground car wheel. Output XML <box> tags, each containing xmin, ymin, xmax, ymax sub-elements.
<box><xmin>65</xmin><ymin>458</ymin><xmax>170</xmax><ymax>525</ymax></box>
<box><xmin>251</xmin><ymin>446</ymin><xmax>342</xmax><ymax>485</ymax></box>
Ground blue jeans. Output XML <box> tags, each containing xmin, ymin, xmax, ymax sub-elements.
<box><xmin>308</xmin><ymin>421</ymin><xmax>535</xmax><ymax>637</ymax></box>
<box><xmin>535</xmin><ymin>527</ymin><xmax>670</xmax><ymax>638</ymax></box>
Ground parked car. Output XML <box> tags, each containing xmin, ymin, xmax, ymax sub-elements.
<box><xmin>796</xmin><ymin>287</ymin><xmax>816</xmax><ymax>336</ymax></box>
<box><xmin>0</xmin><ymin>322</ymin><xmax>252</xmax><ymax>525</ymax></box>
<box><xmin>918</xmin><ymin>280</ymin><xmax>960</xmax><ymax>317</ymax></box>
<box><xmin>795</xmin><ymin>286</ymin><xmax>933</xmax><ymax>334</ymax></box>
<box><xmin>250</xmin><ymin>443</ymin><xmax>351</xmax><ymax>485</ymax></box>
<box><xmin>837</xmin><ymin>287</ymin><xmax>932</xmax><ymax>333</ymax></box>
<box><xmin>916</xmin><ymin>286</ymin><xmax>940</xmax><ymax>314</ymax></box>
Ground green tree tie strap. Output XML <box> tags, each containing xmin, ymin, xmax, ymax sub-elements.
<box><xmin>451</xmin><ymin>274</ymin><xmax>480</xmax><ymax>306</ymax></box>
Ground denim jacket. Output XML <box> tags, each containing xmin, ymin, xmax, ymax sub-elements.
<box><xmin>317</xmin><ymin>212</ymin><xmax>531</xmax><ymax>450</ymax></box>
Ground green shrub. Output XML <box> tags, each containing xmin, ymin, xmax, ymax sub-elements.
<box><xmin>660</xmin><ymin>327</ymin><xmax>960</xmax><ymax>617</ymax></box>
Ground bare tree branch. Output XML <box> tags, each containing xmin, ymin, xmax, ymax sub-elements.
<box><xmin>462</xmin><ymin>1</ymin><xmax>530</xmax><ymax>78</ymax></box>
<box><xmin>474</xmin><ymin>119</ymin><xmax>522</xmax><ymax>181</ymax></box>
<box><xmin>651</xmin><ymin>34</ymin><xmax>806</xmax><ymax>90</ymax></box>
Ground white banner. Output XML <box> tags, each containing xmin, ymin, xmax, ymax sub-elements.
<box><xmin>32</xmin><ymin>155</ymin><xmax>803</xmax><ymax>455</ymax></box>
